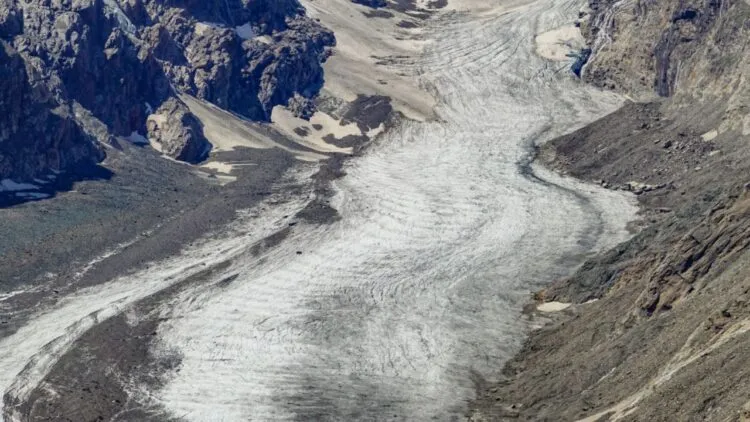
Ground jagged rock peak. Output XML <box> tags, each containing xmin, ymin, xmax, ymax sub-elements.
<box><xmin>0</xmin><ymin>0</ymin><xmax>334</xmax><ymax>180</ymax></box>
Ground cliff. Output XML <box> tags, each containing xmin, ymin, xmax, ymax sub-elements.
<box><xmin>0</xmin><ymin>0</ymin><xmax>333</xmax><ymax>182</ymax></box>
<box><xmin>582</xmin><ymin>0</ymin><xmax>750</xmax><ymax>129</ymax></box>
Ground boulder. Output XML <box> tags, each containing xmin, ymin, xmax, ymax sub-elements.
<box><xmin>146</xmin><ymin>98</ymin><xmax>210</xmax><ymax>163</ymax></box>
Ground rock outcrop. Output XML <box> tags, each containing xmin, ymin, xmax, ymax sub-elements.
<box><xmin>146</xmin><ymin>97</ymin><xmax>208</xmax><ymax>163</ymax></box>
<box><xmin>0</xmin><ymin>0</ymin><xmax>334</xmax><ymax>181</ymax></box>
<box><xmin>0</xmin><ymin>39</ymin><xmax>105</xmax><ymax>182</ymax></box>
<box><xmin>553</xmin><ymin>0</ymin><xmax>750</xmax><ymax>317</ymax></box>
<box><xmin>582</xmin><ymin>0</ymin><xmax>750</xmax><ymax>117</ymax></box>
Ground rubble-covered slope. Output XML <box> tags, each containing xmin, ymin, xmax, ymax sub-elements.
<box><xmin>470</xmin><ymin>1</ymin><xmax>750</xmax><ymax>420</ymax></box>
<box><xmin>0</xmin><ymin>0</ymin><xmax>333</xmax><ymax>180</ymax></box>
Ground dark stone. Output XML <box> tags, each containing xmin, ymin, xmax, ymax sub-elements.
<box><xmin>571</xmin><ymin>48</ymin><xmax>592</xmax><ymax>77</ymax></box>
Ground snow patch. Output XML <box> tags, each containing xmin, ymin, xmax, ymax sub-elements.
<box><xmin>180</xmin><ymin>94</ymin><xmax>327</xmax><ymax>162</ymax></box>
<box><xmin>271</xmin><ymin>106</ymin><xmax>356</xmax><ymax>154</ymax></box>
<box><xmin>535</xmin><ymin>25</ymin><xmax>585</xmax><ymax>62</ymax></box>
<box><xmin>102</xmin><ymin>0</ymin><xmax>137</xmax><ymax>35</ymax></box>
<box><xmin>195</xmin><ymin>21</ymin><xmax>225</xmax><ymax>36</ymax></box>
<box><xmin>253</xmin><ymin>35</ymin><xmax>273</xmax><ymax>45</ymax></box>
<box><xmin>701</xmin><ymin>129</ymin><xmax>719</xmax><ymax>141</ymax></box>
<box><xmin>537</xmin><ymin>301</ymin><xmax>572</xmax><ymax>312</ymax></box>
<box><xmin>126</xmin><ymin>131</ymin><xmax>150</xmax><ymax>145</ymax></box>
<box><xmin>15</xmin><ymin>192</ymin><xmax>50</xmax><ymax>200</ymax></box>
<box><xmin>1</xmin><ymin>179</ymin><xmax>39</xmax><ymax>192</ymax></box>
<box><xmin>300</xmin><ymin>0</ymin><xmax>436</xmax><ymax>121</ymax></box>
<box><xmin>235</xmin><ymin>23</ymin><xmax>255</xmax><ymax>40</ymax></box>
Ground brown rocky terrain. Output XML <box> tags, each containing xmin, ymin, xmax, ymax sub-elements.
<box><xmin>470</xmin><ymin>0</ymin><xmax>750</xmax><ymax>420</ymax></box>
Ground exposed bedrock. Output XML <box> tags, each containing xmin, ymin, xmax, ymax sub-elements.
<box><xmin>0</xmin><ymin>40</ymin><xmax>106</xmax><ymax>183</ymax></box>
<box><xmin>0</xmin><ymin>0</ymin><xmax>334</xmax><ymax>180</ymax></box>
<box><xmin>582</xmin><ymin>0</ymin><xmax>750</xmax><ymax>112</ymax></box>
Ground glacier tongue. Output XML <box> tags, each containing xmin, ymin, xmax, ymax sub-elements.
<box><xmin>154</xmin><ymin>0</ymin><xmax>636</xmax><ymax>420</ymax></box>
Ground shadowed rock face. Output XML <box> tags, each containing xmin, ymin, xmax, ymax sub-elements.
<box><xmin>0</xmin><ymin>40</ymin><xmax>106</xmax><ymax>182</ymax></box>
<box><xmin>0</xmin><ymin>0</ymin><xmax>333</xmax><ymax>180</ymax></box>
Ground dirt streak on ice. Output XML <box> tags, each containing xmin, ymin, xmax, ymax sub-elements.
<box><xmin>0</xmin><ymin>188</ymin><xmax>313</xmax><ymax>422</ymax></box>
<box><xmin>153</xmin><ymin>0</ymin><xmax>637</xmax><ymax>420</ymax></box>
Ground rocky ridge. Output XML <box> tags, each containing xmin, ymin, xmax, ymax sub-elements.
<box><xmin>0</xmin><ymin>0</ymin><xmax>334</xmax><ymax>181</ymax></box>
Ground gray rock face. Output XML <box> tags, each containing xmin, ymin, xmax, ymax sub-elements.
<box><xmin>582</xmin><ymin>0</ymin><xmax>749</xmax><ymax>105</ymax></box>
<box><xmin>580</xmin><ymin>0</ymin><xmax>750</xmax><ymax>140</ymax></box>
<box><xmin>0</xmin><ymin>40</ymin><xmax>105</xmax><ymax>181</ymax></box>
<box><xmin>0</xmin><ymin>0</ymin><xmax>334</xmax><ymax>181</ymax></box>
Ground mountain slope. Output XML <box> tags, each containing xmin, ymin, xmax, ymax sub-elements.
<box><xmin>0</xmin><ymin>0</ymin><xmax>333</xmax><ymax>182</ymax></box>
<box><xmin>470</xmin><ymin>1</ymin><xmax>750</xmax><ymax>420</ymax></box>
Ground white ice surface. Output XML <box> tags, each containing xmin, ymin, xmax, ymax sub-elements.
<box><xmin>0</xmin><ymin>0</ymin><xmax>639</xmax><ymax>420</ymax></box>
<box><xmin>153</xmin><ymin>0</ymin><xmax>637</xmax><ymax>420</ymax></box>
<box><xmin>0</xmin><ymin>189</ymin><xmax>315</xmax><ymax>422</ymax></box>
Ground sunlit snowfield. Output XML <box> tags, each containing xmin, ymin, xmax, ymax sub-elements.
<box><xmin>155</xmin><ymin>0</ymin><xmax>636</xmax><ymax>420</ymax></box>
